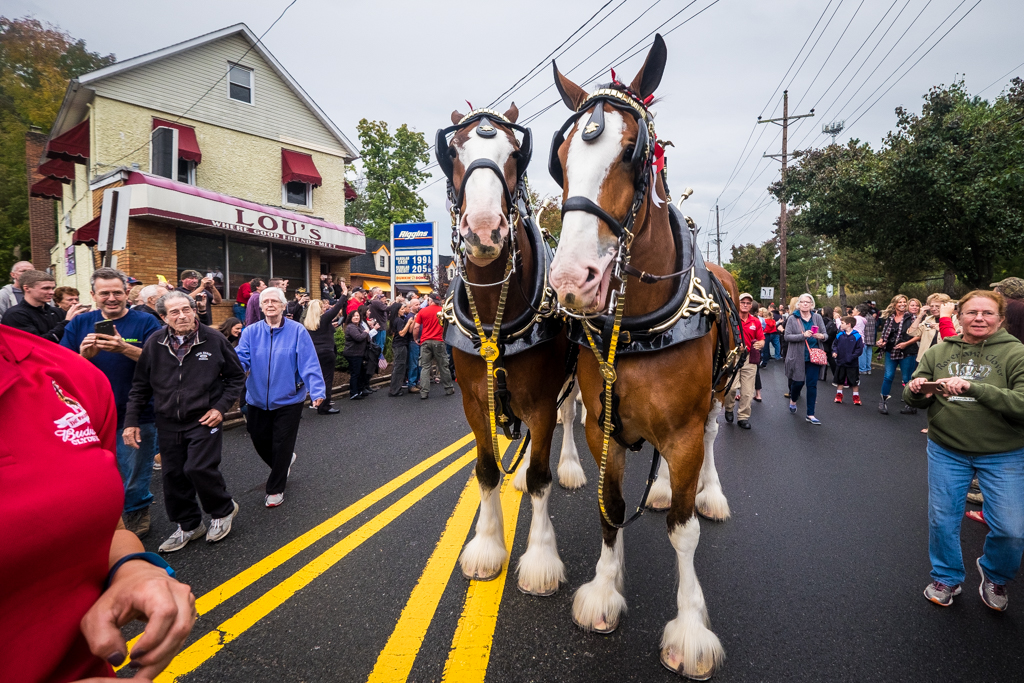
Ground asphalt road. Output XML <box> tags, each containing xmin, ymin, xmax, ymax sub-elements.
<box><xmin>124</xmin><ymin>362</ymin><xmax>1023</xmax><ymax>682</ymax></box>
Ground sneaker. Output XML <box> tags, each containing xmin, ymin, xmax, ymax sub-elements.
<box><xmin>977</xmin><ymin>557</ymin><xmax>1008</xmax><ymax>611</ymax></box>
<box><xmin>152</xmin><ymin>454</ymin><xmax>162</xmax><ymax>471</ymax></box>
<box><xmin>123</xmin><ymin>508</ymin><xmax>151</xmax><ymax>540</ymax></box>
<box><xmin>853</xmin><ymin>395</ymin><xmax>862</xmax><ymax>406</ymax></box>
<box><xmin>445</xmin><ymin>388</ymin><xmax>455</xmax><ymax>396</ymax></box>
<box><xmin>900</xmin><ymin>404</ymin><xmax>918</xmax><ymax>415</ymax></box>
<box><xmin>159</xmin><ymin>522</ymin><xmax>207</xmax><ymax>553</ymax></box>
<box><xmin>207</xmin><ymin>500</ymin><xmax>239</xmax><ymax>543</ymax></box>
<box><xmin>788</xmin><ymin>403</ymin><xmax>797</xmax><ymax>414</ymax></box>
<box><xmin>834</xmin><ymin>394</ymin><xmax>843</xmax><ymax>404</ymax></box>
<box><xmin>408</xmin><ymin>386</ymin><xmax>420</xmax><ymax>393</ymax></box>
<box><xmin>924</xmin><ymin>580</ymin><xmax>961</xmax><ymax>607</ymax></box>
<box><xmin>265</xmin><ymin>493</ymin><xmax>284</xmax><ymax>507</ymax></box>
<box><xmin>737</xmin><ymin>419</ymin><xmax>751</xmax><ymax>430</ymax></box>
<box><xmin>288</xmin><ymin>452</ymin><xmax>296</xmax><ymax>477</ymax></box>
<box><xmin>806</xmin><ymin>416</ymin><xmax>822</xmax><ymax>425</ymax></box>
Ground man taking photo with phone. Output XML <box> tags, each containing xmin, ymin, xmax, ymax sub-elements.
<box><xmin>61</xmin><ymin>267</ymin><xmax>163</xmax><ymax>538</ymax></box>
<box><xmin>177</xmin><ymin>269</ymin><xmax>222</xmax><ymax>325</ymax></box>
<box><xmin>0</xmin><ymin>270</ymin><xmax>87</xmax><ymax>342</ymax></box>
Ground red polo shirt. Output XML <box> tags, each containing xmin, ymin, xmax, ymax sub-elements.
<box><xmin>739</xmin><ymin>313</ymin><xmax>764</xmax><ymax>363</ymax></box>
<box><xmin>0</xmin><ymin>326</ymin><xmax>123</xmax><ymax>682</ymax></box>
<box><xmin>415</xmin><ymin>304</ymin><xmax>444</xmax><ymax>342</ymax></box>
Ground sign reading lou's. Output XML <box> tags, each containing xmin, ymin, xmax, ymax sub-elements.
<box><xmin>391</xmin><ymin>222</ymin><xmax>437</xmax><ymax>288</ymax></box>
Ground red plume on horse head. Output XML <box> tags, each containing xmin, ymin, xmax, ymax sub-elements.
<box><xmin>552</xmin><ymin>33</ymin><xmax>667</xmax><ymax>111</ymax></box>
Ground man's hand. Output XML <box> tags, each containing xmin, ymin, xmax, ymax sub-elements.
<box><xmin>66</xmin><ymin>303</ymin><xmax>88</xmax><ymax>322</ymax></box>
<box><xmin>940</xmin><ymin>302</ymin><xmax>956</xmax><ymax>318</ymax></box>
<box><xmin>198</xmin><ymin>409</ymin><xmax>223</xmax><ymax>427</ymax></box>
<box><xmin>312</xmin><ymin>398</ymin><xmax>324</xmax><ymax>408</ymax></box>
<box><xmin>80</xmin><ymin>333</ymin><xmax>101</xmax><ymax>359</ymax></box>
<box><xmin>200</xmin><ymin>277</ymin><xmax>214</xmax><ymax>290</ymax></box>
<box><xmin>753</xmin><ymin>340</ymin><xmax>765</xmax><ymax>350</ymax></box>
<box><xmin>95</xmin><ymin>329</ymin><xmax>128</xmax><ymax>354</ymax></box>
<box><xmin>80</xmin><ymin>558</ymin><xmax>196</xmax><ymax>680</ymax></box>
<box><xmin>940</xmin><ymin>377</ymin><xmax>971</xmax><ymax>396</ymax></box>
<box><xmin>832</xmin><ymin>352</ymin><xmax>838</xmax><ymax>358</ymax></box>
<box><xmin>122</xmin><ymin>427</ymin><xmax>141</xmax><ymax>449</ymax></box>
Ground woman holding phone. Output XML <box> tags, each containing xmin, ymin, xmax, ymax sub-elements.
<box><xmin>784</xmin><ymin>293</ymin><xmax>828</xmax><ymax>424</ymax></box>
<box><xmin>878</xmin><ymin>294</ymin><xmax>921</xmax><ymax>415</ymax></box>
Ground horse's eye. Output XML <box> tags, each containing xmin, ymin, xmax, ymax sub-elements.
<box><xmin>448</xmin><ymin>147</ymin><xmax>457</xmax><ymax>159</ymax></box>
<box><xmin>623</xmin><ymin>146</ymin><xmax>635</xmax><ymax>161</ymax></box>
<box><xmin>511</xmin><ymin>151</ymin><xmax>521</xmax><ymax>159</ymax></box>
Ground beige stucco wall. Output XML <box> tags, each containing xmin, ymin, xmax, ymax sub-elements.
<box><xmin>89</xmin><ymin>96</ymin><xmax>347</xmax><ymax>225</ymax></box>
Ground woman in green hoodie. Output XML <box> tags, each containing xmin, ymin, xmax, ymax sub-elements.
<box><xmin>905</xmin><ymin>290</ymin><xmax>1024</xmax><ymax>612</ymax></box>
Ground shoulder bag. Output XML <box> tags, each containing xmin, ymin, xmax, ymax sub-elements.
<box><xmin>806</xmin><ymin>340</ymin><xmax>827</xmax><ymax>366</ymax></box>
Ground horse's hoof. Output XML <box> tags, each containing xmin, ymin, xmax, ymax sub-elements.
<box><xmin>573</xmin><ymin>614</ymin><xmax>618</xmax><ymax>634</ymax></box>
<box><xmin>517</xmin><ymin>580</ymin><xmax>558</xmax><ymax>597</ymax></box>
<box><xmin>661</xmin><ymin>647</ymin><xmax>716</xmax><ymax>680</ymax></box>
<box><xmin>647</xmin><ymin>503</ymin><xmax>670</xmax><ymax>512</ymax></box>
<box><xmin>462</xmin><ymin>567</ymin><xmax>503</xmax><ymax>582</ymax></box>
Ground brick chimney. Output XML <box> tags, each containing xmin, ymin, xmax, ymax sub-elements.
<box><xmin>26</xmin><ymin>127</ymin><xmax>57</xmax><ymax>271</ymax></box>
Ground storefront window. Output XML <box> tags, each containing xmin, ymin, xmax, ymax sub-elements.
<box><xmin>228</xmin><ymin>239</ymin><xmax>269</xmax><ymax>298</ymax></box>
<box><xmin>271</xmin><ymin>244</ymin><xmax>304</xmax><ymax>298</ymax></box>
<box><xmin>176</xmin><ymin>230</ymin><xmax>225</xmax><ymax>294</ymax></box>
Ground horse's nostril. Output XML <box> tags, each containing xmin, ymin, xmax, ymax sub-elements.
<box><xmin>585</xmin><ymin>269</ymin><xmax>598</xmax><ymax>283</ymax></box>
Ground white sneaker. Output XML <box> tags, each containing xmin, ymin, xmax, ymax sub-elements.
<box><xmin>207</xmin><ymin>500</ymin><xmax>239</xmax><ymax>543</ymax></box>
<box><xmin>288</xmin><ymin>452</ymin><xmax>297</xmax><ymax>477</ymax></box>
<box><xmin>159</xmin><ymin>522</ymin><xmax>207</xmax><ymax>552</ymax></box>
<box><xmin>265</xmin><ymin>493</ymin><xmax>284</xmax><ymax>507</ymax></box>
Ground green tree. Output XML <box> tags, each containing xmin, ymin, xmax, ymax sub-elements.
<box><xmin>354</xmin><ymin>119</ymin><xmax>429</xmax><ymax>242</ymax></box>
<box><xmin>725</xmin><ymin>239</ymin><xmax>778</xmax><ymax>297</ymax></box>
<box><xmin>0</xmin><ymin>17</ymin><xmax>114</xmax><ymax>276</ymax></box>
<box><xmin>526</xmin><ymin>188</ymin><xmax>562</xmax><ymax>239</ymax></box>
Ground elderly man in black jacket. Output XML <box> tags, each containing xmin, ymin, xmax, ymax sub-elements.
<box><xmin>0</xmin><ymin>270</ymin><xmax>87</xmax><ymax>342</ymax></box>
<box><xmin>124</xmin><ymin>290</ymin><xmax>245</xmax><ymax>553</ymax></box>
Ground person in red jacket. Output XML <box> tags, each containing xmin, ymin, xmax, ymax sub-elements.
<box><xmin>0</xmin><ymin>326</ymin><xmax>195</xmax><ymax>682</ymax></box>
<box><xmin>723</xmin><ymin>293</ymin><xmax>765</xmax><ymax>429</ymax></box>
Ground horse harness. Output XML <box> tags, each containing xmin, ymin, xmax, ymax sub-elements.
<box><xmin>437</xmin><ymin>109</ymin><xmax>571</xmax><ymax>477</ymax></box>
<box><xmin>551</xmin><ymin>86</ymin><xmax>747</xmax><ymax>529</ymax></box>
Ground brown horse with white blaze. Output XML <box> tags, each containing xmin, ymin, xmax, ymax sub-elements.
<box><xmin>548</xmin><ymin>36</ymin><xmax>738</xmax><ymax>679</ymax></box>
<box><xmin>436</xmin><ymin>104</ymin><xmax>586</xmax><ymax>597</ymax></box>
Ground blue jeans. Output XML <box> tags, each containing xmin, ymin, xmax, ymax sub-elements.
<box><xmin>373</xmin><ymin>328</ymin><xmax>387</xmax><ymax>355</ymax></box>
<box><xmin>927</xmin><ymin>439</ymin><xmax>1024</xmax><ymax>586</ymax></box>
<box><xmin>789</xmin><ymin>361</ymin><xmax>819</xmax><ymax>416</ymax></box>
<box><xmin>880</xmin><ymin>352</ymin><xmax>917</xmax><ymax>397</ymax></box>
<box><xmin>407</xmin><ymin>342</ymin><xmax>421</xmax><ymax>386</ymax></box>
<box><xmin>233</xmin><ymin>302</ymin><xmax>246</xmax><ymax>322</ymax></box>
<box><xmin>859</xmin><ymin>345</ymin><xmax>873</xmax><ymax>372</ymax></box>
<box><xmin>767</xmin><ymin>332</ymin><xmax>781</xmax><ymax>360</ymax></box>
<box><xmin>116</xmin><ymin>422</ymin><xmax>158</xmax><ymax>513</ymax></box>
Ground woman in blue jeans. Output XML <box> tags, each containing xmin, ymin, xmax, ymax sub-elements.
<box><xmin>877</xmin><ymin>294</ymin><xmax>920</xmax><ymax>415</ymax></box>
<box><xmin>784</xmin><ymin>293</ymin><xmax>828</xmax><ymax>424</ymax></box>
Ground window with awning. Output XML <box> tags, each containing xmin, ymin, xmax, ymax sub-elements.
<box><xmin>152</xmin><ymin>119</ymin><xmax>202</xmax><ymax>163</ymax></box>
<box><xmin>30</xmin><ymin>178</ymin><xmax>64</xmax><ymax>200</ymax></box>
<box><xmin>281</xmin><ymin>149</ymin><xmax>322</xmax><ymax>187</ymax></box>
<box><xmin>72</xmin><ymin>216</ymin><xmax>101</xmax><ymax>246</ymax></box>
<box><xmin>39</xmin><ymin>158</ymin><xmax>75</xmax><ymax>184</ymax></box>
<box><xmin>46</xmin><ymin>119</ymin><xmax>90</xmax><ymax>164</ymax></box>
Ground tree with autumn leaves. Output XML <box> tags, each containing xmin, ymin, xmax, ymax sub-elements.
<box><xmin>0</xmin><ymin>17</ymin><xmax>114</xmax><ymax>277</ymax></box>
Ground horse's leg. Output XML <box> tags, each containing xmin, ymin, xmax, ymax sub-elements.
<box><xmin>512</xmin><ymin>440</ymin><xmax>531</xmax><ymax>492</ymax></box>
<box><xmin>516</xmin><ymin>414</ymin><xmax>565</xmax><ymax>596</ymax></box>
<box><xmin>696</xmin><ymin>398</ymin><xmax>731</xmax><ymax>522</ymax></box>
<box><xmin>660</xmin><ymin>431</ymin><xmax>725</xmax><ymax>680</ymax></box>
<box><xmin>647</xmin><ymin>456</ymin><xmax>672</xmax><ymax>511</ymax></box>
<box><xmin>577</xmin><ymin>390</ymin><xmax>588</xmax><ymax>425</ymax></box>
<box><xmin>573</xmin><ymin>429</ymin><xmax>627</xmax><ymax>632</ymax></box>
<box><xmin>459</xmin><ymin>408</ymin><xmax>507</xmax><ymax>581</ymax></box>
<box><xmin>556</xmin><ymin>381</ymin><xmax>586</xmax><ymax>489</ymax></box>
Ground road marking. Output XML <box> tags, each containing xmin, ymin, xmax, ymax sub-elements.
<box><xmin>366</xmin><ymin>438</ymin><xmax>514</xmax><ymax>683</ymax></box>
<box><xmin>155</xmin><ymin>450</ymin><xmax>479</xmax><ymax>682</ymax></box>
<box><xmin>441</xmin><ymin>471</ymin><xmax>524</xmax><ymax>683</ymax></box>
<box><xmin>117</xmin><ymin>432</ymin><xmax>474</xmax><ymax>671</ymax></box>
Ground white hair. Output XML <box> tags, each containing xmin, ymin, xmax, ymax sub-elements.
<box><xmin>799</xmin><ymin>293</ymin><xmax>816</xmax><ymax>307</ymax></box>
<box><xmin>139</xmin><ymin>284</ymin><xmax>165</xmax><ymax>302</ymax></box>
<box><xmin>261</xmin><ymin>286</ymin><xmax>287</xmax><ymax>306</ymax></box>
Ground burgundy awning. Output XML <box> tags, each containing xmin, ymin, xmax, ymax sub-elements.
<box><xmin>73</xmin><ymin>216</ymin><xmax>101</xmax><ymax>246</ymax></box>
<box><xmin>281</xmin><ymin>149</ymin><xmax>322</xmax><ymax>187</ymax></box>
<box><xmin>345</xmin><ymin>181</ymin><xmax>357</xmax><ymax>201</ymax></box>
<box><xmin>39</xmin><ymin>158</ymin><xmax>75</xmax><ymax>184</ymax></box>
<box><xmin>153</xmin><ymin>119</ymin><xmax>202</xmax><ymax>164</ymax></box>
<box><xmin>30</xmin><ymin>177</ymin><xmax>64</xmax><ymax>199</ymax></box>
<box><xmin>46</xmin><ymin>120</ymin><xmax>90</xmax><ymax>164</ymax></box>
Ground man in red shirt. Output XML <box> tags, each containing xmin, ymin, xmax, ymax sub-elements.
<box><xmin>414</xmin><ymin>295</ymin><xmax>454</xmax><ymax>399</ymax></box>
<box><xmin>723</xmin><ymin>292</ymin><xmax>765</xmax><ymax>429</ymax></box>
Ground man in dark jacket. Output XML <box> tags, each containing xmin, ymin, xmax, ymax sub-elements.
<box><xmin>132</xmin><ymin>284</ymin><xmax>169</xmax><ymax>320</ymax></box>
<box><xmin>0</xmin><ymin>270</ymin><xmax>86</xmax><ymax>342</ymax></box>
<box><xmin>124</xmin><ymin>290</ymin><xmax>245</xmax><ymax>553</ymax></box>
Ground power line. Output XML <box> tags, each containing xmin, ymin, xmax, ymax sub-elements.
<box><xmin>978</xmin><ymin>59</ymin><xmax>1024</xmax><ymax>96</ymax></box>
<box><xmin>791</xmin><ymin>0</ymin><xmax>867</xmax><ymax>112</ymax></box>
<box><xmin>786</xmin><ymin>0</ymin><xmax>848</xmax><ymax>92</ymax></box>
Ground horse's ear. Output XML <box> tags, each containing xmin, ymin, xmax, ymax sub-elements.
<box><xmin>553</xmin><ymin>60</ymin><xmax>587</xmax><ymax>111</ymax></box>
<box><xmin>451</xmin><ymin>110</ymin><xmax>464</xmax><ymax>126</ymax></box>
<box><xmin>629</xmin><ymin>34</ymin><xmax>667</xmax><ymax>99</ymax></box>
<box><xmin>504</xmin><ymin>103</ymin><xmax>519</xmax><ymax>124</ymax></box>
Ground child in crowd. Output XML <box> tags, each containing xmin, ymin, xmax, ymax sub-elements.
<box><xmin>833</xmin><ymin>316</ymin><xmax>865</xmax><ymax>405</ymax></box>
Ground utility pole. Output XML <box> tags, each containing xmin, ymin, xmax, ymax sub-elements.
<box><xmin>715</xmin><ymin>204</ymin><xmax>722</xmax><ymax>265</ymax></box>
<box><xmin>759</xmin><ymin>90</ymin><xmax>813</xmax><ymax>304</ymax></box>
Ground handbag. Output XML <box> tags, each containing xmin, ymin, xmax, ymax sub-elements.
<box><xmin>806</xmin><ymin>340</ymin><xmax>827</xmax><ymax>366</ymax></box>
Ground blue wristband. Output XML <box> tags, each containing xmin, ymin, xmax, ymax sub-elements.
<box><xmin>104</xmin><ymin>552</ymin><xmax>176</xmax><ymax>590</ymax></box>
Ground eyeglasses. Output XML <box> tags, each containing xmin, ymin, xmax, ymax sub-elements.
<box><xmin>961</xmin><ymin>310</ymin><xmax>999</xmax><ymax>319</ymax></box>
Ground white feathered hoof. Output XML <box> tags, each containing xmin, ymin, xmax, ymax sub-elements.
<box><xmin>695</xmin><ymin>486</ymin><xmax>731</xmax><ymax>522</ymax></box>
<box><xmin>516</xmin><ymin>547</ymin><xmax>565</xmax><ymax>597</ymax></box>
<box><xmin>459</xmin><ymin>533</ymin><xmax>507</xmax><ymax>582</ymax></box>
<box><xmin>660</xmin><ymin>617</ymin><xmax>725</xmax><ymax>680</ymax></box>
<box><xmin>557</xmin><ymin>457</ymin><xmax>587</xmax><ymax>490</ymax></box>
<box><xmin>512</xmin><ymin>447</ymin><xmax>531</xmax><ymax>492</ymax></box>
<box><xmin>572</xmin><ymin>579</ymin><xmax>627</xmax><ymax>634</ymax></box>
<box><xmin>647</xmin><ymin>477</ymin><xmax>673</xmax><ymax>511</ymax></box>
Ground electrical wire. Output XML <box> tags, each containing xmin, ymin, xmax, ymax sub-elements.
<box><xmin>978</xmin><ymin>59</ymin><xmax>1024</xmax><ymax>96</ymax></box>
<box><xmin>791</xmin><ymin>0</ymin><xmax>867</xmax><ymax>112</ymax></box>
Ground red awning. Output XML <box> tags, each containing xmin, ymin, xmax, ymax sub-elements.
<box><xmin>38</xmin><ymin>158</ymin><xmax>75</xmax><ymax>184</ymax></box>
<box><xmin>73</xmin><ymin>216</ymin><xmax>101</xmax><ymax>246</ymax></box>
<box><xmin>344</xmin><ymin>181</ymin><xmax>357</xmax><ymax>201</ymax></box>
<box><xmin>30</xmin><ymin>177</ymin><xmax>64</xmax><ymax>199</ymax></box>
<box><xmin>46</xmin><ymin>119</ymin><xmax>90</xmax><ymax>164</ymax></box>
<box><xmin>281</xmin><ymin>149</ymin><xmax>322</xmax><ymax>187</ymax></box>
<box><xmin>153</xmin><ymin>119</ymin><xmax>202</xmax><ymax>164</ymax></box>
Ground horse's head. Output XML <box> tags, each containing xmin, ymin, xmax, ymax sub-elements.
<box><xmin>547</xmin><ymin>35</ymin><xmax>667</xmax><ymax>313</ymax></box>
<box><xmin>437</xmin><ymin>104</ymin><xmax>531</xmax><ymax>265</ymax></box>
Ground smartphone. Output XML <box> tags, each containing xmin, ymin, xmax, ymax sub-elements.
<box><xmin>811</xmin><ymin>325</ymin><xmax>819</xmax><ymax>334</ymax></box>
<box><xmin>94</xmin><ymin>319</ymin><xmax>115</xmax><ymax>336</ymax></box>
<box><xmin>917</xmin><ymin>381</ymin><xmax>945</xmax><ymax>394</ymax></box>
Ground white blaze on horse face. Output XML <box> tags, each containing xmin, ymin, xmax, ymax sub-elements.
<box><xmin>457</xmin><ymin>128</ymin><xmax>514</xmax><ymax>262</ymax></box>
<box><xmin>549</xmin><ymin>108</ymin><xmax>626</xmax><ymax>312</ymax></box>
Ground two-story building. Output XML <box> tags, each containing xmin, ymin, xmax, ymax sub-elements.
<box><xmin>29</xmin><ymin>24</ymin><xmax>365</xmax><ymax>323</ymax></box>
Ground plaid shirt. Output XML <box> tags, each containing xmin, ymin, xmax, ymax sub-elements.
<box><xmin>878</xmin><ymin>314</ymin><xmax>916</xmax><ymax>360</ymax></box>
<box><xmin>168</xmin><ymin>322</ymin><xmax>199</xmax><ymax>363</ymax></box>
<box><xmin>863</xmin><ymin>314</ymin><xmax>877</xmax><ymax>346</ymax></box>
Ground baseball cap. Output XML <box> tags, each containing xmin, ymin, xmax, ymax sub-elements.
<box><xmin>990</xmin><ymin>277</ymin><xmax>1024</xmax><ymax>300</ymax></box>
<box><xmin>295</xmin><ymin>286</ymin><xmax>308</xmax><ymax>295</ymax></box>
<box><xmin>126</xmin><ymin>276</ymin><xmax>142</xmax><ymax>285</ymax></box>
<box><xmin>738</xmin><ymin>292</ymin><xmax>754</xmax><ymax>301</ymax></box>
<box><xmin>180</xmin><ymin>269</ymin><xmax>201</xmax><ymax>281</ymax></box>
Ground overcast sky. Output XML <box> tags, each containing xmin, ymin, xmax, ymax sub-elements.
<box><xmin>9</xmin><ymin>0</ymin><xmax>1023</xmax><ymax>258</ymax></box>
